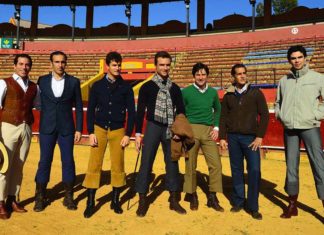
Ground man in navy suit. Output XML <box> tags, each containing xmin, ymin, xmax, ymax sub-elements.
<box><xmin>33</xmin><ymin>51</ymin><xmax>83</xmax><ymax>212</ymax></box>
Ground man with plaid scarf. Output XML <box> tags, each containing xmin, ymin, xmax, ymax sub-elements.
<box><xmin>135</xmin><ymin>51</ymin><xmax>186</xmax><ymax>217</ymax></box>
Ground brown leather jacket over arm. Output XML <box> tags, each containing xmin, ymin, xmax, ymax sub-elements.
<box><xmin>171</xmin><ymin>114</ymin><xmax>195</xmax><ymax>161</ymax></box>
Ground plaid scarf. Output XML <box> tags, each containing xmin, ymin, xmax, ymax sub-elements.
<box><xmin>152</xmin><ymin>74</ymin><xmax>174</xmax><ymax>139</ymax></box>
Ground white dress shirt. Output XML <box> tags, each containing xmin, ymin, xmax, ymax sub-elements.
<box><xmin>235</xmin><ymin>83</ymin><xmax>248</xmax><ymax>94</ymax></box>
<box><xmin>51</xmin><ymin>74</ymin><xmax>65</xmax><ymax>98</ymax></box>
<box><xmin>0</xmin><ymin>73</ymin><xmax>40</xmax><ymax>109</ymax></box>
<box><xmin>193</xmin><ymin>83</ymin><xmax>209</xmax><ymax>93</ymax></box>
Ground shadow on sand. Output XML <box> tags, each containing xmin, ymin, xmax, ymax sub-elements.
<box><xmin>19</xmin><ymin>170</ymin><xmax>324</xmax><ymax>223</ymax></box>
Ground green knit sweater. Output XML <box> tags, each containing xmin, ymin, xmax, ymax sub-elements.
<box><xmin>182</xmin><ymin>85</ymin><xmax>221</xmax><ymax>127</ymax></box>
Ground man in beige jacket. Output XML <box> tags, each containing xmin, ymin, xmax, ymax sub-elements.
<box><xmin>275</xmin><ymin>45</ymin><xmax>324</xmax><ymax>218</ymax></box>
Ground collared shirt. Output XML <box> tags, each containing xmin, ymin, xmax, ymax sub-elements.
<box><xmin>193</xmin><ymin>83</ymin><xmax>209</xmax><ymax>93</ymax></box>
<box><xmin>51</xmin><ymin>73</ymin><xmax>65</xmax><ymax>98</ymax></box>
<box><xmin>235</xmin><ymin>83</ymin><xmax>248</xmax><ymax>94</ymax></box>
<box><xmin>106</xmin><ymin>74</ymin><xmax>116</xmax><ymax>83</ymax></box>
<box><xmin>0</xmin><ymin>73</ymin><xmax>41</xmax><ymax>109</ymax></box>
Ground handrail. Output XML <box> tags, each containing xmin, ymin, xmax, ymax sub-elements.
<box><xmin>80</xmin><ymin>59</ymin><xmax>155</xmax><ymax>101</ymax></box>
<box><xmin>80</xmin><ymin>59</ymin><xmax>105</xmax><ymax>101</ymax></box>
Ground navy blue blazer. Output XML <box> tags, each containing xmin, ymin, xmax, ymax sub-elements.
<box><xmin>87</xmin><ymin>75</ymin><xmax>135</xmax><ymax>136</ymax></box>
<box><xmin>38</xmin><ymin>73</ymin><xmax>83</xmax><ymax>135</ymax></box>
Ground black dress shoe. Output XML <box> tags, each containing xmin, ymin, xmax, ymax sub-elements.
<box><xmin>169</xmin><ymin>192</ymin><xmax>186</xmax><ymax>215</ymax></box>
<box><xmin>110</xmin><ymin>187</ymin><xmax>123</xmax><ymax>214</ymax></box>
<box><xmin>63</xmin><ymin>183</ymin><xmax>77</xmax><ymax>210</ymax></box>
<box><xmin>230</xmin><ymin>206</ymin><xmax>243</xmax><ymax>212</ymax></box>
<box><xmin>63</xmin><ymin>195</ymin><xmax>77</xmax><ymax>210</ymax></box>
<box><xmin>83</xmin><ymin>189</ymin><xmax>96</xmax><ymax>219</ymax></box>
<box><xmin>110</xmin><ymin>201</ymin><xmax>123</xmax><ymax>214</ymax></box>
<box><xmin>251</xmin><ymin>211</ymin><xmax>263</xmax><ymax>220</ymax></box>
<box><xmin>34</xmin><ymin>183</ymin><xmax>48</xmax><ymax>212</ymax></box>
<box><xmin>136</xmin><ymin>194</ymin><xmax>147</xmax><ymax>217</ymax></box>
<box><xmin>186</xmin><ymin>192</ymin><xmax>198</xmax><ymax>211</ymax></box>
<box><xmin>84</xmin><ymin>205</ymin><xmax>95</xmax><ymax>218</ymax></box>
<box><xmin>207</xmin><ymin>192</ymin><xmax>224</xmax><ymax>212</ymax></box>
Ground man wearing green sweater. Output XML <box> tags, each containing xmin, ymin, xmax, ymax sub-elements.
<box><xmin>182</xmin><ymin>62</ymin><xmax>223</xmax><ymax>212</ymax></box>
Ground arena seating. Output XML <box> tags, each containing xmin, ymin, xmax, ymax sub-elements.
<box><xmin>0</xmin><ymin>51</ymin><xmax>156</xmax><ymax>83</ymax></box>
<box><xmin>171</xmin><ymin>37</ymin><xmax>324</xmax><ymax>88</ymax></box>
<box><xmin>0</xmin><ymin>37</ymin><xmax>324</xmax><ymax>89</ymax></box>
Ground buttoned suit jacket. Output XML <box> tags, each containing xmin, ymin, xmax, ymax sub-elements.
<box><xmin>37</xmin><ymin>73</ymin><xmax>83</xmax><ymax>136</ymax></box>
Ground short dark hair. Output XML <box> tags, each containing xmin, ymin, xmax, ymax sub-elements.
<box><xmin>14</xmin><ymin>54</ymin><xmax>32</xmax><ymax>67</ymax></box>
<box><xmin>50</xmin><ymin>51</ymin><xmax>67</xmax><ymax>62</ymax></box>
<box><xmin>287</xmin><ymin>45</ymin><xmax>307</xmax><ymax>60</ymax></box>
<box><xmin>106</xmin><ymin>51</ymin><xmax>122</xmax><ymax>65</ymax></box>
<box><xmin>231</xmin><ymin>64</ymin><xmax>247</xmax><ymax>77</ymax></box>
<box><xmin>192</xmin><ymin>62</ymin><xmax>209</xmax><ymax>76</ymax></box>
<box><xmin>154</xmin><ymin>51</ymin><xmax>172</xmax><ymax>65</ymax></box>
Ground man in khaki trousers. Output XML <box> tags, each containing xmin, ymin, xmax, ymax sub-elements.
<box><xmin>0</xmin><ymin>54</ymin><xmax>39</xmax><ymax>219</ymax></box>
<box><xmin>182</xmin><ymin>63</ymin><xmax>223</xmax><ymax>212</ymax></box>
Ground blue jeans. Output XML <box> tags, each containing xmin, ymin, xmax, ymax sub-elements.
<box><xmin>35</xmin><ymin>133</ymin><xmax>75</xmax><ymax>184</ymax></box>
<box><xmin>227</xmin><ymin>133</ymin><xmax>261</xmax><ymax>212</ymax></box>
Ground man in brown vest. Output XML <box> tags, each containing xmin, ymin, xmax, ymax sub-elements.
<box><xmin>0</xmin><ymin>54</ymin><xmax>39</xmax><ymax>219</ymax></box>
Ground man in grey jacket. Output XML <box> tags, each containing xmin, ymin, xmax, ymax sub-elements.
<box><xmin>275</xmin><ymin>45</ymin><xmax>324</xmax><ymax>219</ymax></box>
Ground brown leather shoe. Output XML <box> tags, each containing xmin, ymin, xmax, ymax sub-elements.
<box><xmin>280</xmin><ymin>194</ymin><xmax>298</xmax><ymax>219</ymax></box>
<box><xmin>0</xmin><ymin>201</ymin><xmax>9</xmax><ymax>220</ymax></box>
<box><xmin>6</xmin><ymin>195</ymin><xmax>27</xmax><ymax>213</ymax></box>
<box><xmin>11</xmin><ymin>201</ymin><xmax>27</xmax><ymax>213</ymax></box>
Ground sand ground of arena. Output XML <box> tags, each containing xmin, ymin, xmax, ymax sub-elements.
<box><xmin>1</xmin><ymin>142</ymin><xmax>324</xmax><ymax>235</ymax></box>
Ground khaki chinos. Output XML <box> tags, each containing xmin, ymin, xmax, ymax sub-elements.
<box><xmin>183</xmin><ymin>124</ymin><xmax>223</xmax><ymax>194</ymax></box>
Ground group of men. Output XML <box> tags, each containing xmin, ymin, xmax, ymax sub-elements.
<box><xmin>0</xmin><ymin>45</ymin><xmax>323</xmax><ymax>221</ymax></box>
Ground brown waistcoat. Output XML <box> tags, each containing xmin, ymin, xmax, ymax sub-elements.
<box><xmin>0</xmin><ymin>77</ymin><xmax>37</xmax><ymax>126</ymax></box>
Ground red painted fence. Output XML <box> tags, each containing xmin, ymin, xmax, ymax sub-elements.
<box><xmin>31</xmin><ymin>109</ymin><xmax>324</xmax><ymax>149</ymax></box>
